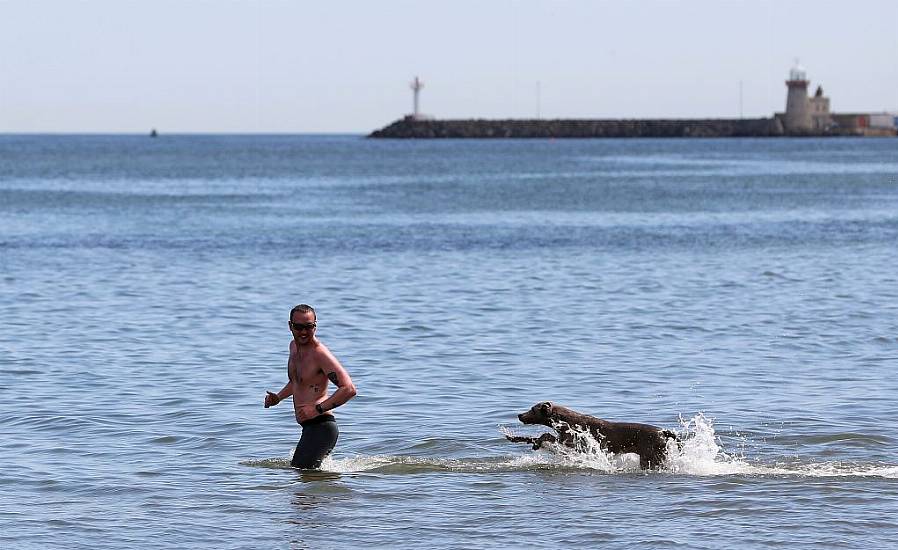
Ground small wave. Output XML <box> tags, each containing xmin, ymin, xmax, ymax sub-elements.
<box><xmin>241</xmin><ymin>457</ymin><xmax>293</xmax><ymax>469</ymax></box>
<box><xmin>761</xmin><ymin>270</ymin><xmax>800</xmax><ymax>281</ymax></box>
<box><xmin>802</xmin><ymin>433</ymin><xmax>892</xmax><ymax>446</ymax></box>
<box><xmin>241</xmin><ymin>453</ymin><xmax>898</xmax><ymax>479</ymax></box>
<box><xmin>241</xmin><ymin>453</ymin><xmax>583</xmax><ymax>474</ymax></box>
<box><xmin>785</xmin><ymin>462</ymin><xmax>898</xmax><ymax>478</ymax></box>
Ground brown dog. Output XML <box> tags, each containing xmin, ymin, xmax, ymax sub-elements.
<box><xmin>506</xmin><ymin>401</ymin><xmax>678</xmax><ymax>469</ymax></box>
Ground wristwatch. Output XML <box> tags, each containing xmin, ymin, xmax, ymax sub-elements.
<box><xmin>315</xmin><ymin>403</ymin><xmax>325</xmax><ymax>415</ymax></box>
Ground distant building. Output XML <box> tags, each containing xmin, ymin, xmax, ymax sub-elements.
<box><xmin>809</xmin><ymin>85</ymin><xmax>831</xmax><ymax>131</ymax></box>
<box><xmin>779</xmin><ymin>63</ymin><xmax>896</xmax><ymax>136</ymax></box>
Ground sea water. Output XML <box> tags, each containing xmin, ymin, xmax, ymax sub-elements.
<box><xmin>1</xmin><ymin>135</ymin><xmax>897</xmax><ymax>548</ymax></box>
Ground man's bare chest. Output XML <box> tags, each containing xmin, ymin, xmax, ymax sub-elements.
<box><xmin>291</xmin><ymin>354</ymin><xmax>325</xmax><ymax>383</ymax></box>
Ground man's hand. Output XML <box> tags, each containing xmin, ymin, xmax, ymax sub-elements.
<box><xmin>264</xmin><ymin>391</ymin><xmax>280</xmax><ymax>408</ymax></box>
<box><xmin>295</xmin><ymin>403</ymin><xmax>319</xmax><ymax>422</ymax></box>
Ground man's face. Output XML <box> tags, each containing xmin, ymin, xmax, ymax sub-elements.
<box><xmin>289</xmin><ymin>310</ymin><xmax>317</xmax><ymax>344</ymax></box>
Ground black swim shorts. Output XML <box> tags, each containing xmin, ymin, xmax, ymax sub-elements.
<box><xmin>291</xmin><ymin>414</ymin><xmax>339</xmax><ymax>469</ymax></box>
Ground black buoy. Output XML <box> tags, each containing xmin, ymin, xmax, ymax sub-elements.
<box><xmin>150</xmin><ymin>128</ymin><xmax>158</xmax><ymax>138</ymax></box>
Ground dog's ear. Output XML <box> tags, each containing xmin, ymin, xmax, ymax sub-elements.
<box><xmin>539</xmin><ymin>402</ymin><xmax>553</xmax><ymax>414</ymax></box>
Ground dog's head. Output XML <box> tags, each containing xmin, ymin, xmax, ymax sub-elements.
<box><xmin>518</xmin><ymin>401</ymin><xmax>555</xmax><ymax>425</ymax></box>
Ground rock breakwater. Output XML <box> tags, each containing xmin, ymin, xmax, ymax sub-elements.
<box><xmin>369</xmin><ymin>117</ymin><xmax>787</xmax><ymax>138</ymax></box>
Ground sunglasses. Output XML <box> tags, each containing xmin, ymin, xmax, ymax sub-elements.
<box><xmin>289</xmin><ymin>321</ymin><xmax>317</xmax><ymax>331</ymax></box>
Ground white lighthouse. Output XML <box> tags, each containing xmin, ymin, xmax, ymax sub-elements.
<box><xmin>784</xmin><ymin>62</ymin><xmax>812</xmax><ymax>134</ymax></box>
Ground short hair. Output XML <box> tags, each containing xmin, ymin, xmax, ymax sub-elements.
<box><xmin>290</xmin><ymin>304</ymin><xmax>316</xmax><ymax>321</ymax></box>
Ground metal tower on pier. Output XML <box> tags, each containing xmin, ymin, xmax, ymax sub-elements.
<box><xmin>410</xmin><ymin>76</ymin><xmax>424</xmax><ymax>119</ymax></box>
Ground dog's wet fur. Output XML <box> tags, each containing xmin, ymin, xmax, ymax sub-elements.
<box><xmin>506</xmin><ymin>401</ymin><xmax>679</xmax><ymax>469</ymax></box>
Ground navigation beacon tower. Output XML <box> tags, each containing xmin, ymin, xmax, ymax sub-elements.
<box><xmin>410</xmin><ymin>76</ymin><xmax>424</xmax><ymax>120</ymax></box>
<box><xmin>784</xmin><ymin>62</ymin><xmax>812</xmax><ymax>133</ymax></box>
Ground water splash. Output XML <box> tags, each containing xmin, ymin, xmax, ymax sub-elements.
<box><xmin>663</xmin><ymin>414</ymin><xmax>898</xmax><ymax>478</ymax></box>
<box><xmin>500</xmin><ymin>413</ymin><xmax>898</xmax><ymax>478</ymax></box>
<box><xmin>664</xmin><ymin>412</ymin><xmax>756</xmax><ymax>475</ymax></box>
<box><xmin>499</xmin><ymin>418</ymin><xmax>659</xmax><ymax>472</ymax></box>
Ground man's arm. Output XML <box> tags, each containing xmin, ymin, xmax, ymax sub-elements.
<box><xmin>315</xmin><ymin>351</ymin><xmax>357</xmax><ymax>414</ymax></box>
<box><xmin>264</xmin><ymin>381</ymin><xmax>293</xmax><ymax>408</ymax></box>
<box><xmin>264</xmin><ymin>345</ymin><xmax>297</xmax><ymax>408</ymax></box>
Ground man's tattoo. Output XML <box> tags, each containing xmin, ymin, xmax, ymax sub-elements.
<box><xmin>327</xmin><ymin>372</ymin><xmax>340</xmax><ymax>386</ymax></box>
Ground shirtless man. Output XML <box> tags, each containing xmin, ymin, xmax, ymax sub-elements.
<box><xmin>264</xmin><ymin>304</ymin><xmax>357</xmax><ymax>469</ymax></box>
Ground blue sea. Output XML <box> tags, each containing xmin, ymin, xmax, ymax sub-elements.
<box><xmin>2</xmin><ymin>135</ymin><xmax>897</xmax><ymax>549</ymax></box>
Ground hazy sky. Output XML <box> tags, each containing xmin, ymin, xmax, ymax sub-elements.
<box><xmin>1</xmin><ymin>0</ymin><xmax>896</xmax><ymax>133</ymax></box>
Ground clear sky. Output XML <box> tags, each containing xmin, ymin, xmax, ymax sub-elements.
<box><xmin>1</xmin><ymin>0</ymin><xmax>896</xmax><ymax>133</ymax></box>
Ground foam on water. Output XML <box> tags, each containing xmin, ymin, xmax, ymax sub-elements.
<box><xmin>243</xmin><ymin>454</ymin><xmax>898</xmax><ymax>479</ymax></box>
<box><xmin>242</xmin><ymin>414</ymin><xmax>898</xmax><ymax>479</ymax></box>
